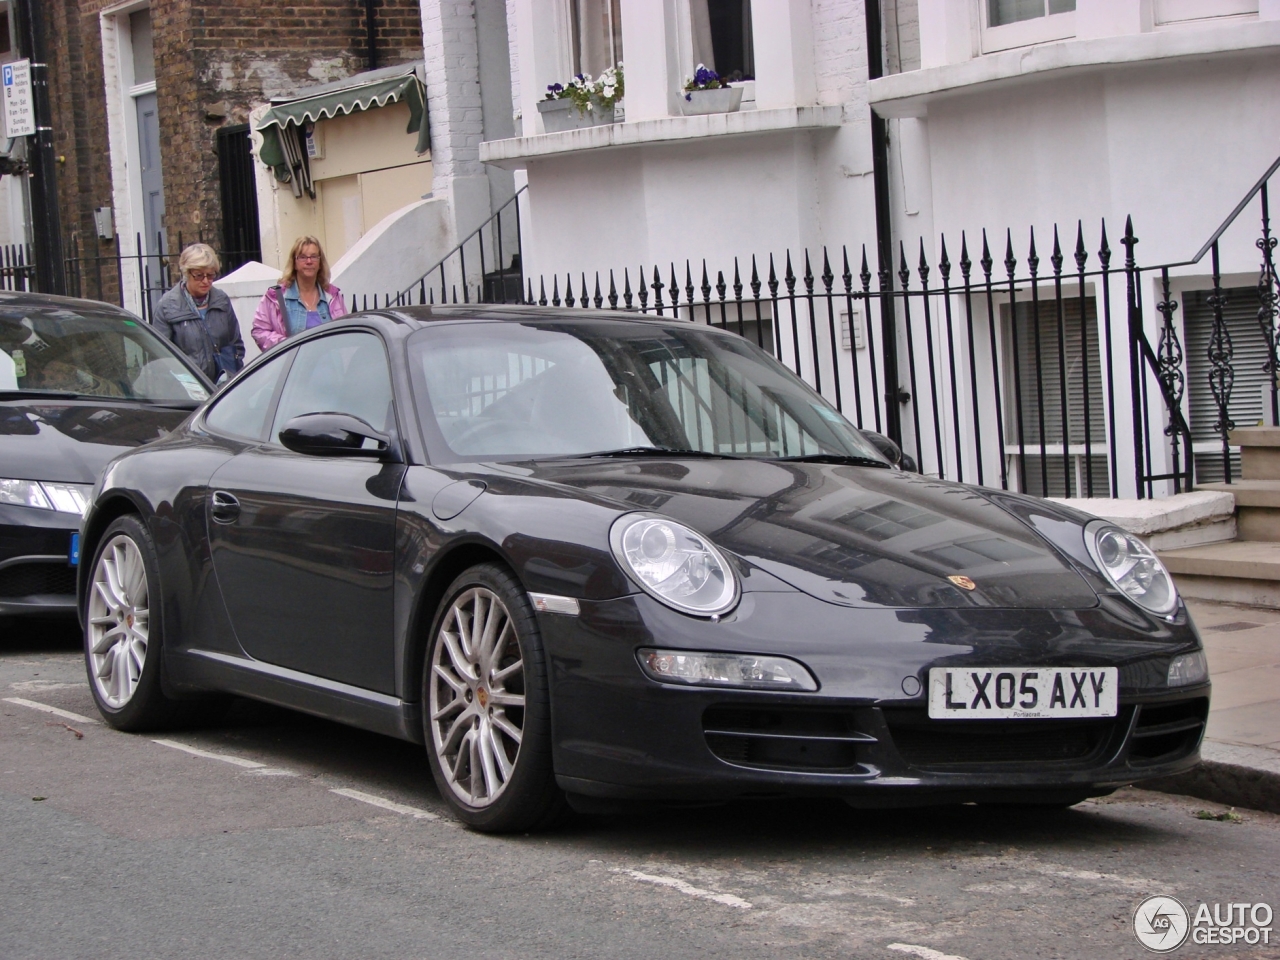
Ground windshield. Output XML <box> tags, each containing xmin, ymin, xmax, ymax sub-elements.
<box><xmin>0</xmin><ymin>305</ymin><xmax>210</xmax><ymax>404</ymax></box>
<box><xmin>407</xmin><ymin>319</ymin><xmax>888</xmax><ymax>465</ymax></box>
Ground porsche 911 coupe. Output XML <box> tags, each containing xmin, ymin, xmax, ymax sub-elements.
<box><xmin>1</xmin><ymin>292</ymin><xmax>211</xmax><ymax>616</ymax></box>
<box><xmin>78</xmin><ymin>306</ymin><xmax>1210</xmax><ymax>831</ymax></box>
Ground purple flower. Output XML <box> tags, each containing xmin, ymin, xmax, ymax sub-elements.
<box><xmin>685</xmin><ymin>93</ymin><xmax>692</xmax><ymax>101</ymax></box>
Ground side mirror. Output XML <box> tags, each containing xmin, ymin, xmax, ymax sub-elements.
<box><xmin>278</xmin><ymin>412</ymin><xmax>395</xmax><ymax>459</ymax></box>
<box><xmin>862</xmin><ymin>430</ymin><xmax>918</xmax><ymax>473</ymax></box>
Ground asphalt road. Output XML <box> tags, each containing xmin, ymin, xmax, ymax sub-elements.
<box><xmin>2</xmin><ymin>619</ymin><xmax>1277</xmax><ymax>960</ymax></box>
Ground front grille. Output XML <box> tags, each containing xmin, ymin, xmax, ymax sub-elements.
<box><xmin>1128</xmin><ymin>698</ymin><xmax>1208</xmax><ymax>764</ymax></box>
<box><xmin>882</xmin><ymin>708</ymin><xmax>1118</xmax><ymax>768</ymax></box>
<box><xmin>0</xmin><ymin>561</ymin><xmax>77</xmax><ymax>598</ymax></box>
<box><xmin>703</xmin><ymin>706</ymin><xmax>875</xmax><ymax>772</ymax></box>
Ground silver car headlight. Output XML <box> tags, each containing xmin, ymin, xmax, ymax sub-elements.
<box><xmin>609</xmin><ymin>513</ymin><xmax>739</xmax><ymax>617</ymax></box>
<box><xmin>0</xmin><ymin>479</ymin><xmax>91</xmax><ymax>516</ymax></box>
<box><xmin>1084</xmin><ymin>521</ymin><xmax>1178</xmax><ymax>616</ymax></box>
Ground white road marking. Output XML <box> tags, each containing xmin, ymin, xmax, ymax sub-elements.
<box><xmin>4</xmin><ymin>697</ymin><xmax>98</xmax><ymax>725</ymax></box>
<box><xmin>330</xmin><ymin>788</ymin><xmax>440</xmax><ymax>820</ymax></box>
<box><xmin>9</xmin><ymin>680</ymin><xmax>87</xmax><ymax>693</ymax></box>
<box><xmin>618</xmin><ymin>869</ymin><xmax>753</xmax><ymax>909</ymax></box>
<box><xmin>887</xmin><ymin>944</ymin><xmax>971</xmax><ymax>960</ymax></box>
<box><xmin>152</xmin><ymin>738</ymin><xmax>295</xmax><ymax>776</ymax></box>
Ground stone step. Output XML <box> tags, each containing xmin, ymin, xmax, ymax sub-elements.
<box><xmin>1231</xmin><ymin>427</ymin><xmax>1280</xmax><ymax>481</ymax></box>
<box><xmin>1198</xmin><ymin>481</ymin><xmax>1280</xmax><ymax>541</ymax></box>
<box><xmin>1160</xmin><ymin>540</ymin><xmax>1280</xmax><ymax>608</ymax></box>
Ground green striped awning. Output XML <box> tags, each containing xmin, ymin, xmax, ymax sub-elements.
<box><xmin>256</xmin><ymin>65</ymin><xmax>429</xmax><ymax>195</ymax></box>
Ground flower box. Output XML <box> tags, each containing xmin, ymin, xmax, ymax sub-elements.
<box><xmin>537</xmin><ymin>98</ymin><xmax>615</xmax><ymax>133</ymax></box>
<box><xmin>680</xmin><ymin>85</ymin><xmax>743</xmax><ymax>117</ymax></box>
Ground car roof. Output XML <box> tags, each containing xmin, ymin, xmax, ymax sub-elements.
<box><xmin>353</xmin><ymin>303</ymin><xmax>715</xmax><ymax>332</ymax></box>
<box><xmin>0</xmin><ymin>289</ymin><xmax>140</xmax><ymax>319</ymax></box>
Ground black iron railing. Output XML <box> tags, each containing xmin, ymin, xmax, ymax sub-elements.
<box><xmin>357</xmin><ymin>156</ymin><xmax>1279</xmax><ymax>501</ymax></box>
<box><xmin>63</xmin><ymin>231</ymin><xmax>259</xmax><ymax>322</ymax></box>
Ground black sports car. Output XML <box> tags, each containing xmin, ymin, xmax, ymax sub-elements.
<box><xmin>0</xmin><ymin>292</ymin><xmax>211</xmax><ymax>616</ymax></box>
<box><xmin>78</xmin><ymin>306</ymin><xmax>1210</xmax><ymax>831</ymax></box>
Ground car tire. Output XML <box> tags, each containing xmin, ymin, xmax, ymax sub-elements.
<box><xmin>83</xmin><ymin>515</ymin><xmax>187</xmax><ymax>731</ymax></box>
<box><xmin>422</xmin><ymin>562</ymin><xmax>565</xmax><ymax>832</ymax></box>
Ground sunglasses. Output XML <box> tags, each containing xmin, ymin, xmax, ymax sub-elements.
<box><xmin>188</xmin><ymin>272</ymin><xmax>218</xmax><ymax>282</ymax></box>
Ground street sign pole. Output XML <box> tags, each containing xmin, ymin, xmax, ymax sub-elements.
<box><xmin>11</xmin><ymin>0</ymin><xmax>64</xmax><ymax>295</ymax></box>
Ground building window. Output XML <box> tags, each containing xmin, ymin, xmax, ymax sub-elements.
<box><xmin>569</xmin><ymin>0</ymin><xmax>622</xmax><ymax>78</ymax></box>
<box><xmin>1154</xmin><ymin>0</ymin><xmax>1259</xmax><ymax>25</ymax></box>
<box><xmin>0</xmin><ymin>4</ymin><xmax>11</xmax><ymax>58</ymax></box>
<box><xmin>691</xmin><ymin>0</ymin><xmax>754</xmax><ymax>80</ymax></box>
<box><xmin>988</xmin><ymin>0</ymin><xmax>1075</xmax><ymax>28</ymax></box>
<box><xmin>982</xmin><ymin>0</ymin><xmax>1075</xmax><ymax>53</ymax></box>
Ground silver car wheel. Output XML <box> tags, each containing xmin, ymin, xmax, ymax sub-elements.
<box><xmin>87</xmin><ymin>533</ymin><xmax>150</xmax><ymax>709</ymax></box>
<box><xmin>429</xmin><ymin>587</ymin><xmax>526</xmax><ymax>809</ymax></box>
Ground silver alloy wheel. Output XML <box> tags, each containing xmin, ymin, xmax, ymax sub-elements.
<box><xmin>429</xmin><ymin>587</ymin><xmax>526</xmax><ymax>808</ymax></box>
<box><xmin>87</xmin><ymin>533</ymin><xmax>151</xmax><ymax>709</ymax></box>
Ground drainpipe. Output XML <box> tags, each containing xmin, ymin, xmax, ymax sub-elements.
<box><xmin>864</xmin><ymin>0</ymin><xmax>901</xmax><ymax>444</ymax></box>
<box><xmin>364</xmin><ymin>0</ymin><xmax>379</xmax><ymax>70</ymax></box>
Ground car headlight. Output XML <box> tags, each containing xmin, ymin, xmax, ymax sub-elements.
<box><xmin>609</xmin><ymin>513</ymin><xmax>739</xmax><ymax>617</ymax></box>
<box><xmin>1084</xmin><ymin>521</ymin><xmax>1178</xmax><ymax>616</ymax></box>
<box><xmin>638</xmin><ymin>648</ymin><xmax>818</xmax><ymax>691</ymax></box>
<box><xmin>0</xmin><ymin>479</ymin><xmax>92</xmax><ymax>516</ymax></box>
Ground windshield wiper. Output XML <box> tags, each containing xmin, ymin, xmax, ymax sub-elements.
<box><xmin>772</xmin><ymin>453</ymin><xmax>890</xmax><ymax>468</ymax></box>
<box><xmin>567</xmin><ymin>446</ymin><xmax>745</xmax><ymax>460</ymax></box>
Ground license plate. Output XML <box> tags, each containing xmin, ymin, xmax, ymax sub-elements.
<box><xmin>69</xmin><ymin>533</ymin><xmax>80</xmax><ymax>567</ymax></box>
<box><xmin>927</xmin><ymin>667</ymin><xmax>1118</xmax><ymax>719</ymax></box>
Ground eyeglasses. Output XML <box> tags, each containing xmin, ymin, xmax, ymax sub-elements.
<box><xmin>188</xmin><ymin>272</ymin><xmax>218</xmax><ymax>282</ymax></box>
<box><xmin>295</xmin><ymin>254</ymin><xmax>321</xmax><ymax>263</ymax></box>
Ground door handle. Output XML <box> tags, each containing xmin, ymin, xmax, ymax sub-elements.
<box><xmin>210</xmin><ymin>490</ymin><xmax>240</xmax><ymax>524</ymax></box>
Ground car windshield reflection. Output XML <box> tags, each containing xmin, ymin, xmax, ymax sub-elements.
<box><xmin>0</xmin><ymin>307</ymin><xmax>210</xmax><ymax>404</ymax></box>
<box><xmin>407</xmin><ymin>320</ymin><xmax>888</xmax><ymax>465</ymax></box>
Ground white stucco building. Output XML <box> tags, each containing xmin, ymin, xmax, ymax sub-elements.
<box><xmin>290</xmin><ymin>1</ymin><xmax>1278</xmax><ymax>501</ymax></box>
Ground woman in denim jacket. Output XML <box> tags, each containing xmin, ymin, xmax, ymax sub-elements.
<box><xmin>252</xmin><ymin>236</ymin><xmax>348</xmax><ymax>351</ymax></box>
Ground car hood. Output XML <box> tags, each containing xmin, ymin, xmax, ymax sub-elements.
<box><xmin>514</xmin><ymin>458</ymin><xmax>1098</xmax><ymax>609</ymax></box>
<box><xmin>0</xmin><ymin>398</ymin><xmax>193</xmax><ymax>484</ymax></box>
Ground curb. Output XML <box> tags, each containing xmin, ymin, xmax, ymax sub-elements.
<box><xmin>1142</xmin><ymin>743</ymin><xmax>1280</xmax><ymax>815</ymax></box>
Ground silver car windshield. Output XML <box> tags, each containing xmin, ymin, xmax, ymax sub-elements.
<box><xmin>0</xmin><ymin>307</ymin><xmax>209</xmax><ymax>403</ymax></box>
<box><xmin>407</xmin><ymin>319</ymin><xmax>888</xmax><ymax>465</ymax></box>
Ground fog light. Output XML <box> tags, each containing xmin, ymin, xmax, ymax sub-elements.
<box><xmin>637</xmin><ymin>648</ymin><xmax>817</xmax><ymax>691</ymax></box>
<box><xmin>1168</xmin><ymin>651</ymin><xmax>1208</xmax><ymax>686</ymax></box>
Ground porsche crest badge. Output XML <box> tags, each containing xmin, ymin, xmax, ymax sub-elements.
<box><xmin>947</xmin><ymin>575</ymin><xmax>977</xmax><ymax>591</ymax></box>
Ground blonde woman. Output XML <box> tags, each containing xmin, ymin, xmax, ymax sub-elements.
<box><xmin>152</xmin><ymin>243</ymin><xmax>244</xmax><ymax>382</ymax></box>
<box><xmin>251</xmin><ymin>236</ymin><xmax>348</xmax><ymax>351</ymax></box>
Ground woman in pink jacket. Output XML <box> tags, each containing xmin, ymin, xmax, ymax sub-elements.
<box><xmin>251</xmin><ymin>236</ymin><xmax>349</xmax><ymax>351</ymax></box>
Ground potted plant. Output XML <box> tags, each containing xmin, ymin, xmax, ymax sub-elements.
<box><xmin>538</xmin><ymin>65</ymin><xmax>624</xmax><ymax>134</ymax></box>
<box><xmin>680</xmin><ymin>65</ymin><xmax>743</xmax><ymax>116</ymax></box>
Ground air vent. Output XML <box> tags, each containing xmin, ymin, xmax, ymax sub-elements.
<box><xmin>1128</xmin><ymin>698</ymin><xmax>1208</xmax><ymax>765</ymax></box>
<box><xmin>882</xmin><ymin>708</ymin><xmax>1119</xmax><ymax>768</ymax></box>
<box><xmin>0</xmin><ymin>561</ymin><xmax>76</xmax><ymax>599</ymax></box>
<box><xmin>702</xmin><ymin>706</ymin><xmax>875</xmax><ymax>772</ymax></box>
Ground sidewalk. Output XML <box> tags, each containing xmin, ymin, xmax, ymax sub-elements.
<box><xmin>1147</xmin><ymin>598</ymin><xmax>1280</xmax><ymax>813</ymax></box>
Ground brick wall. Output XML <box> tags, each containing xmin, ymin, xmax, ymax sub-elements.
<box><xmin>812</xmin><ymin>0</ymin><xmax>868</xmax><ymax>106</ymax></box>
<box><xmin>44</xmin><ymin>0</ymin><xmax>423</xmax><ymax>291</ymax></box>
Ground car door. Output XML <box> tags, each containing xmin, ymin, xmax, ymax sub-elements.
<box><xmin>206</xmin><ymin>330</ymin><xmax>404</xmax><ymax>694</ymax></box>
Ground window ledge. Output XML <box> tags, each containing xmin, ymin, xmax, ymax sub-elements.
<box><xmin>479</xmin><ymin>105</ymin><xmax>844</xmax><ymax>169</ymax></box>
<box><xmin>869</xmin><ymin>18</ymin><xmax>1280</xmax><ymax>118</ymax></box>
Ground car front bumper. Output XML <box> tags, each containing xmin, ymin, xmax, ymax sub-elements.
<box><xmin>539</xmin><ymin>592</ymin><xmax>1210</xmax><ymax>803</ymax></box>
<box><xmin>0</xmin><ymin>503</ymin><xmax>81</xmax><ymax>615</ymax></box>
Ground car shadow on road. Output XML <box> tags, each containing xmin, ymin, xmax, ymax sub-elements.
<box><xmin>197</xmin><ymin>694</ymin><xmax>1176</xmax><ymax>857</ymax></box>
<box><xmin>0</xmin><ymin>616</ymin><xmax>82</xmax><ymax>655</ymax></box>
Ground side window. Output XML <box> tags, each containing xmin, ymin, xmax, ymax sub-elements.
<box><xmin>203</xmin><ymin>354</ymin><xmax>288</xmax><ymax>441</ymax></box>
<box><xmin>270</xmin><ymin>332</ymin><xmax>395</xmax><ymax>442</ymax></box>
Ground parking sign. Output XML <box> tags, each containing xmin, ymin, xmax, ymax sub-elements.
<box><xmin>3</xmin><ymin>59</ymin><xmax>35</xmax><ymax>138</ymax></box>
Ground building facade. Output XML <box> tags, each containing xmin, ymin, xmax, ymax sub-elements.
<box><xmin>40</xmin><ymin>0</ymin><xmax>423</xmax><ymax>310</ymax></box>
